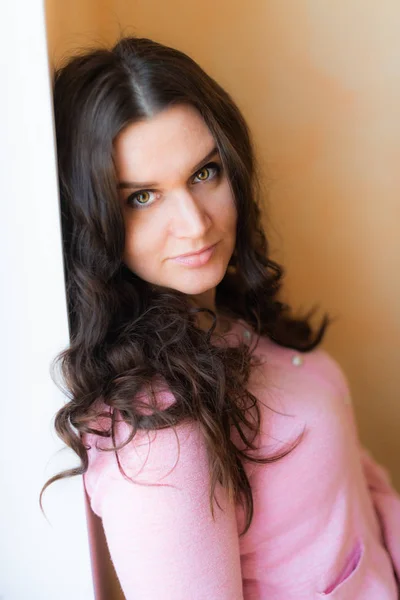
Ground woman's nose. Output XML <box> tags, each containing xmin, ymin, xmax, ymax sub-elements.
<box><xmin>170</xmin><ymin>190</ymin><xmax>212</xmax><ymax>238</ymax></box>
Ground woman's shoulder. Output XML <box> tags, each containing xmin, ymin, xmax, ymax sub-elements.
<box><xmin>236</xmin><ymin>320</ymin><xmax>359</xmax><ymax>455</ymax></box>
<box><xmin>233</xmin><ymin>318</ymin><xmax>351</xmax><ymax>401</ymax></box>
<box><xmin>82</xmin><ymin>385</ymin><xmax>199</xmax><ymax>516</ymax></box>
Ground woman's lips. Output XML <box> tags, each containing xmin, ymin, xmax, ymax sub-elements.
<box><xmin>171</xmin><ymin>243</ymin><xmax>218</xmax><ymax>267</ymax></box>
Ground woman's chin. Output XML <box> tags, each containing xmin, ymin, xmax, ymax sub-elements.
<box><xmin>172</xmin><ymin>264</ymin><xmax>227</xmax><ymax>297</ymax></box>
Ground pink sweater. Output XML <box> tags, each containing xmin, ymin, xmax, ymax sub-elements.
<box><xmin>84</xmin><ymin>320</ymin><xmax>400</xmax><ymax>599</ymax></box>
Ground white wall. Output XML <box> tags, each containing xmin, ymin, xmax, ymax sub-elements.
<box><xmin>0</xmin><ymin>1</ymin><xmax>94</xmax><ymax>598</ymax></box>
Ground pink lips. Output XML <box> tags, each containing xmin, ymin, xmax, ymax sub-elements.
<box><xmin>171</xmin><ymin>243</ymin><xmax>218</xmax><ymax>267</ymax></box>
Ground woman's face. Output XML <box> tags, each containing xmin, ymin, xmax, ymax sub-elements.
<box><xmin>114</xmin><ymin>104</ymin><xmax>237</xmax><ymax>302</ymax></box>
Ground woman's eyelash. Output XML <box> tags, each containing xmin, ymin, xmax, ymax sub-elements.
<box><xmin>126</xmin><ymin>161</ymin><xmax>222</xmax><ymax>209</ymax></box>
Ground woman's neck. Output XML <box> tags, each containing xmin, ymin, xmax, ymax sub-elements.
<box><xmin>195</xmin><ymin>310</ymin><xmax>233</xmax><ymax>335</ymax></box>
<box><xmin>190</xmin><ymin>288</ymin><xmax>233</xmax><ymax>335</ymax></box>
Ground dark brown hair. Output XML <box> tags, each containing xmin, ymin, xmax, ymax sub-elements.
<box><xmin>41</xmin><ymin>36</ymin><xmax>330</xmax><ymax>535</ymax></box>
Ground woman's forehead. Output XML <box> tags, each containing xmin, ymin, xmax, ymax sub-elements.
<box><xmin>113</xmin><ymin>105</ymin><xmax>216</xmax><ymax>185</ymax></box>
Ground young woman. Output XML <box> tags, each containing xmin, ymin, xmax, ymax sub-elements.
<box><xmin>43</xmin><ymin>36</ymin><xmax>400</xmax><ymax>598</ymax></box>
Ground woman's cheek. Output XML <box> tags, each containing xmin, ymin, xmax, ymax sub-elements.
<box><xmin>124</xmin><ymin>216</ymin><xmax>164</xmax><ymax>268</ymax></box>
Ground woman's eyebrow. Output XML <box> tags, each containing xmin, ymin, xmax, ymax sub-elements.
<box><xmin>117</xmin><ymin>146</ymin><xmax>219</xmax><ymax>190</ymax></box>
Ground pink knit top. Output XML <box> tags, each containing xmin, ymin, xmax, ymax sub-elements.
<box><xmin>83</xmin><ymin>320</ymin><xmax>400</xmax><ymax>599</ymax></box>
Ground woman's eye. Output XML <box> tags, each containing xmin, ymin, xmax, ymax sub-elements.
<box><xmin>126</xmin><ymin>162</ymin><xmax>221</xmax><ymax>208</ymax></box>
<box><xmin>127</xmin><ymin>190</ymin><xmax>158</xmax><ymax>209</ymax></box>
<box><xmin>193</xmin><ymin>162</ymin><xmax>221</xmax><ymax>184</ymax></box>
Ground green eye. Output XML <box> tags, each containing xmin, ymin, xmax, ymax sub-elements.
<box><xmin>126</xmin><ymin>162</ymin><xmax>222</xmax><ymax>209</ymax></box>
<box><xmin>136</xmin><ymin>191</ymin><xmax>151</xmax><ymax>204</ymax></box>
<box><xmin>197</xmin><ymin>168</ymin><xmax>210</xmax><ymax>181</ymax></box>
<box><xmin>127</xmin><ymin>189</ymin><xmax>158</xmax><ymax>209</ymax></box>
<box><xmin>193</xmin><ymin>162</ymin><xmax>221</xmax><ymax>184</ymax></box>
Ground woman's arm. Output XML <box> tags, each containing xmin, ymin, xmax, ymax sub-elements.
<box><xmin>360</xmin><ymin>446</ymin><xmax>400</xmax><ymax>584</ymax></box>
<box><xmin>85</xmin><ymin>418</ymin><xmax>244</xmax><ymax>600</ymax></box>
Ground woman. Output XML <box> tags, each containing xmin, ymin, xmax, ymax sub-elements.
<box><xmin>42</xmin><ymin>36</ymin><xmax>400</xmax><ymax>598</ymax></box>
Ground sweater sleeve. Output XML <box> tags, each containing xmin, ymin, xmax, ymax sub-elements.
<box><xmin>84</xmin><ymin>414</ymin><xmax>244</xmax><ymax>600</ymax></box>
<box><xmin>360</xmin><ymin>446</ymin><xmax>400</xmax><ymax>585</ymax></box>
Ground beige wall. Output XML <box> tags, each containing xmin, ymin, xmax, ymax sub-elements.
<box><xmin>45</xmin><ymin>1</ymin><xmax>400</xmax><ymax>594</ymax></box>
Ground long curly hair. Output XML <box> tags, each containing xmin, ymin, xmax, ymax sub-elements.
<box><xmin>41</xmin><ymin>36</ymin><xmax>330</xmax><ymax>535</ymax></box>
